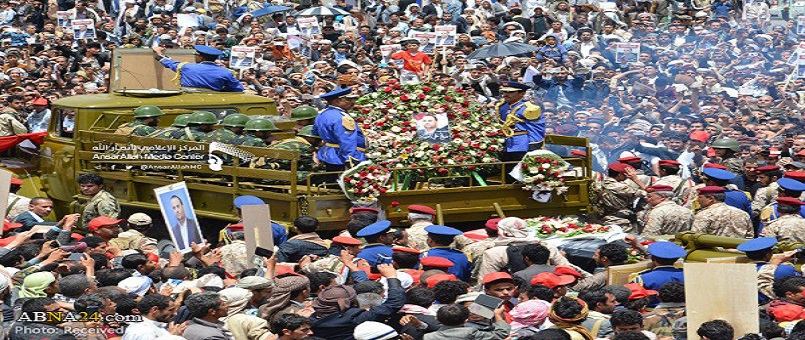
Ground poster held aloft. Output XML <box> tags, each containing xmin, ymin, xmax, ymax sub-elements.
<box><xmin>242</xmin><ymin>204</ymin><xmax>274</xmax><ymax>269</ymax></box>
<box><xmin>72</xmin><ymin>19</ymin><xmax>96</xmax><ymax>40</ymax></box>
<box><xmin>57</xmin><ymin>11</ymin><xmax>74</xmax><ymax>27</ymax></box>
<box><xmin>615</xmin><ymin>42</ymin><xmax>640</xmax><ymax>64</ymax></box>
<box><xmin>434</xmin><ymin>25</ymin><xmax>457</xmax><ymax>46</ymax></box>
<box><xmin>230</xmin><ymin>46</ymin><xmax>257</xmax><ymax>69</ymax></box>
<box><xmin>154</xmin><ymin>182</ymin><xmax>205</xmax><ymax>254</ymax></box>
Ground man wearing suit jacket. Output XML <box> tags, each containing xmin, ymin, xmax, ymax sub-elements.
<box><xmin>423</xmin><ymin>0</ymin><xmax>444</xmax><ymax>17</ymax></box>
<box><xmin>13</xmin><ymin>197</ymin><xmax>79</xmax><ymax>232</ymax></box>
<box><xmin>169</xmin><ymin>195</ymin><xmax>201</xmax><ymax>250</ymax></box>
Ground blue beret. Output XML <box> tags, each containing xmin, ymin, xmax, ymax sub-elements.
<box><xmin>356</xmin><ymin>220</ymin><xmax>392</xmax><ymax>238</ymax></box>
<box><xmin>500</xmin><ymin>81</ymin><xmax>530</xmax><ymax>91</ymax></box>
<box><xmin>736</xmin><ymin>237</ymin><xmax>777</xmax><ymax>253</ymax></box>
<box><xmin>702</xmin><ymin>168</ymin><xmax>736</xmax><ymax>181</ymax></box>
<box><xmin>424</xmin><ymin>225</ymin><xmax>462</xmax><ymax>237</ymax></box>
<box><xmin>647</xmin><ymin>242</ymin><xmax>687</xmax><ymax>259</ymax></box>
<box><xmin>234</xmin><ymin>195</ymin><xmax>265</xmax><ymax>209</ymax></box>
<box><xmin>194</xmin><ymin>45</ymin><xmax>222</xmax><ymax>57</ymax></box>
<box><xmin>319</xmin><ymin>87</ymin><xmax>355</xmax><ymax>101</ymax></box>
<box><xmin>778</xmin><ymin>178</ymin><xmax>805</xmax><ymax>192</ymax></box>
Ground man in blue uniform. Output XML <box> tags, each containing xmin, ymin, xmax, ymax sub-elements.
<box><xmin>229</xmin><ymin>195</ymin><xmax>287</xmax><ymax>246</ymax></box>
<box><xmin>152</xmin><ymin>45</ymin><xmax>244</xmax><ymax>92</ymax></box>
<box><xmin>737</xmin><ymin>237</ymin><xmax>801</xmax><ymax>304</ymax></box>
<box><xmin>421</xmin><ymin>225</ymin><xmax>472</xmax><ymax>282</ymax></box>
<box><xmin>701</xmin><ymin>167</ymin><xmax>752</xmax><ymax>217</ymax></box>
<box><xmin>758</xmin><ymin>178</ymin><xmax>805</xmax><ymax>233</ymax></box>
<box><xmin>630</xmin><ymin>242</ymin><xmax>685</xmax><ymax>307</ymax></box>
<box><xmin>312</xmin><ymin>87</ymin><xmax>364</xmax><ymax>180</ymax></box>
<box><xmin>495</xmin><ymin>81</ymin><xmax>545</xmax><ymax>182</ymax></box>
<box><xmin>356</xmin><ymin>220</ymin><xmax>394</xmax><ymax>267</ymax></box>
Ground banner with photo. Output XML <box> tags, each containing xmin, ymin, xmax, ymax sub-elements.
<box><xmin>230</xmin><ymin>45</ymin><xmax>256</xmax><ymax>69</ymax></box>
<box><xmin>380</xmin><ymin>44</ymin><xmax>403</xmax><ymax>65</ymax></box>
<box><xmin>414</xmin><ymin>32</ymin><xmax>436</xmax><ymax>54</ymax></box>
<box><xmin>434</xmin><ymin>25</ymin><xmax>457</xmax><ymax>46</ymax></box>
<box><xmin>72</xmin><ymin>19</ymin><xmax>96</xmax><ymax>40</ymax></box>
<box><xmin>57</xmin><ymin>11</ymin><xmax>74</xmax><ymax>27</ymax></box>
<box><xmin>615</xmin><ymin>42</ymin><xmax>640</xmax><ymax>64</ymax></box>
<box><xmin>154</xmin><ymin>182</ymin><xmax>205</xmax><ymax>254</ymax></box>
<box><xmin>297</xmin><ymin>17</ymin><xmax>321</xmax><ymax>36</ymax></box>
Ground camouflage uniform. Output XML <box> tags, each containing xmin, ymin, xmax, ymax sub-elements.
<box><xmin>407</xmin><ymin>220</ymin><xmax>433</xmax><ymax>251</ymax></box>
<box><xmin>753</xmin><ymin>183</ymin><xmax>779</xmax><ymax>218</ymax></box>
<box><xmin>231</xmin><ymin>133</ymin><xmax>267</xmax><ymax>147</ymax></box>
<box><xmin>81</xmin><ymin>190</ymin><xmax>121</xmax><ymax>229</ymax></box>
<box><xmin>691</xmin><ymin>202</ymin><xmax>752</xmax><ymax>238</ymax></box>
<box><xmin>642</xmin><ymin>303</ymin><xmax>686</xmax><ymax>339</ymax></box>
<box><xmin>653</xmin><ymin>175</ymin><xmax>696</xmax><ymax>209</ymax></box>
<box><xmin>220</xmin><ymin>240</ymin><xmax>249</xmax><ymax>277</ymax></box>
<box><xmin>148</xmin><ymin>126</ymin><xmax>180</xmax><ymax>138</ymax></box>
<box><xmin>591</xmin><ymin>177</ymin><xmax>645</xmax><ymax>232</ymax></box>
<box><xmin>761</xmin><ymin>214</ymin><xmax>805</xmax><ymax>242</ymax></box>
<box><xmin>115</xmin><ymin>120</ymin><xmax>158</xmax><ymax>137</ymax></box>
<box><xmin>723</xmin><ymin>157</ymin><xmax>744</xmax><ymax>175</ymax></box>
<box><xmin>178</xmin><ymin>127</ymin><xmax>208</xmax><ymax>141</ymax></box>
<box><xmin>253</xmin><ymin>137</ymin><xmax>319</xmax><ymax>182</ymax></box>
<box><xmin>640</xmin><ymin>200</ymin><xmax>694</xmax><ymax>236</ymax></box>
<box><xmin>202</xmin><ymin>127</ymin><xmax>239</xmax><ymax>143</ymax></box>
<box><xmin>109</xmin><ymin>229</ymin><xmax>158</xmax><ymax>252</ymax></box>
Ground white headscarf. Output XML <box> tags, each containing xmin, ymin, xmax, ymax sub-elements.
<box><xmin>494</xmin><ymin>217</ymin><xmax>536</xmax><ymax>246</ymax></box>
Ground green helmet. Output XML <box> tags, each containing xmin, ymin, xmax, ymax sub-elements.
<box><xmin>297</xmin><ymin>125</ymin><xmax>320</xmax><ymax>139</ymax></box>
<box><xmin>188</xmin><ymin>111</ymin><xmax>218</xmax><ymax>125</ymax></box>
<box><xmin>133</xmin><ymin>105</ymin><xmax>164</xmax><ymax>119</ymax></box>
<box><xmin>244</xmin><ymin>118</ymin><xmax>278</xmax><ymax>132</ymax></box>
<box><xmin>172</xmin><ymin>114</ymin><xmax>191</xmax><ymax>127</ymax></box>
<box><xmin>711</xmin><ymin>138</ymin><xmax>741</xmax><ymax>152</ymax></box>
<box><xmin>221</xmin><ymin>114</ymin><xmax>250</xmax><ymax>128</ymax></box>
<box><xmin>290</xmin><ymin>106</ymin><xmax>318</xmax><ymax>121</ymax></box>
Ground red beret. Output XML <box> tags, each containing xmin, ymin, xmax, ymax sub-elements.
<box><xmin>10</xmin><ymin>178</ymin><xmax>22</xmax><ymax>186</ymax></box>
<box><xmin>785</xmin><ymin>171</ymin><xmax>805</xmax><ymax>181</ymax></box>
<box><xmin>226</xmin><ymin>223</ymin><xmax>244</xmax><ymax>232</ymax></box>
<box><xmin>531</xmin><ymin>272</ymin><xmax>576</xmax><ymax>288</ymax></box>
<box><xmin>689</xmin><ymin>131</ymin><xmax>710</xmax><ymax>143</ymax></box>
<box><xmin>482</xmin><ymin>272</ymin><xmax>513</xmax><ymax>285</ymax></box>
<box><xmin>350</xmin><ymin>207</ymin><xmax>379</xmax><ymax>214</ymax></box>
<box><xmin>30</xmin><ymin>97</ymin><xmax>48</xmax><ymax>106</ymax></box>
<box><xmin>703</xmin><ymin>163</ymin><xmax>727</xmax><ymax>170</ymax></box>
<box><xmin>777</xmin><ymin>197</ymin><xmax>805</xmax><ymax>206</ymax></box>
<box><xmin>425</xmin><ymin>273</ymin><xmax>457</xmax><ymax>289</ymax></box>
<box><xmin>554</xmin><ymin>266</ymin><xmax>583</xmax><ymax>279</ymax></box>
<box><xmin>275</xmin><ymin>265</ymin><xmax>304</xmax><ymax>277</ymax></box>
<box><xmin>658</xmin><ymin>160</ymin><xmax>681</xmax><ymax>167</ymax></box>
<box><xmin>624</xmin><ymin>283</ymin><xmax>659</xmax><ymax>300</ymax></box>
<box><xmin>333</xmin><ymin>236</ymin><xmax>362</xmax><ymax>246</ymax></box>
<box><xmin>618</xmin><ymin>156</ymin><xmax>642</xmax><ymax>164</ymax></box>
<box><xmin>698</xmin><ymin>186</ymin><xmax>726</xmax><ymax>194</ymax></box>
<box><xmin>71</xmin><ymin>233</ymin><xmax>84</xmax><ymax>241</ymax></box>
<box><xmin>608</xmin><ymin>163</ymin><xmax>633</xmax><ymax>173</ymax></box>
<box><xmin>420</xmin><ymin>256</ymin><xmax>454</xmax><ymax>268</ymax></box>
<box><xmin>485</xmin><ymin>218</ymin><xmax>502</xmax><ymax>230</ymax></box>
<box><xmin>571</xmin><ymin>150</ymin><xmax>587</xmax><ymax>158</ymax></box>
<box><xmin>647</xmin><ymin>184</ymin><xmax>674</xmax><ymax>192</ymax></box>
<box><xmin>407</xmin><ymin>204</ymin><xmax>436</xmax><ymax>215</ymax></box>
<box><xmin>392</xmin><ymin>246</ymin><xmax>421</xmax><ymax>254</ymax></box>
<box><xmin>88</xmin><ymin>216</ymin><xmax>125</xmax><ymax>232</ymax></box>
<box><xmin>404</xmin><ymin>269</ymin><xmax>423</xmax><ymax>284</ymax></box>
<box><xmin>756</xmin><ymin>165</ymin><xmax>781</xmax><ymax>174</ymax></box>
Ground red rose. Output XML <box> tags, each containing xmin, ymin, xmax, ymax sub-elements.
<box><xmin>386</xmin><ymin>103</ymin><xmax>393</xmax><ymax>108</ymax></box>
<box><xmin>363</xmin><ymin>124</ymin><xmax>371</xmax><ymax>129</ymax></box>
<box><xmin>444</xmin><ymin>96</ymin><xmax>453</xmax><ymax>102</ymax></box>
<box><xmin>359</xmin><ymin>171</ymin><xmax>368</xmax><ymax>177</ymax></box>
<box><xmin>422</xmin><ymin>86</ymin><xmax>432</xmax><ymax>92</ymax></box>
<box><xmin>418</xmin><ymin>93</ymin><xmax>426</xmax><ymax>100</ymax></box>
<box><xmin>391</xmin><ymin>201</ymin><xmax>400</xmax><ymax>207</ymax></box>
<box><xmin>468</xmin><ymin>165</ymin><xmax>477</xmax><ymax>170</ymax></box>
<box><xmin>432</xmin><ymin>144</ymin><xmax>441</xmax><ymax>151</ymax></box>
<box><xmin>400</xmin><ymin>95</ymin><xmax>409</xmax><ymax>101</ymax></box>
<box><xmin>379</xmin><ymin>188</ymin><xmax>388</xmax><ymax>193</ymax></box>
<box><xmin>438</xmin><ymin>168</ymin><xmax>448</xmax><ymax>174</ymax></box>
<box><xmin>384</xmin><ymin>87</ymin><xmax>392</xmax><ymax>93</ymax></box>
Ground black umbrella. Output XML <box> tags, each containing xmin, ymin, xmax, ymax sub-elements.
<box><xmin>467</xmin><ymin>42</ymin><xmax>540</xmax><ymax>60</ymax></box>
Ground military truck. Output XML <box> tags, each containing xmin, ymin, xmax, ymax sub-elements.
<box><xmin>23</xmin><ymin>49</ymin><xmax>595</xmax><ymax>234</ymax></box>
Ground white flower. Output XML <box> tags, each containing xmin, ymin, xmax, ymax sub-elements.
<box><xmin>414</xmin><ymin>151</ymin><xmax>425</xmax><ymax>158</ymax></box>
<box><xmin>391</xmin><ymin>126</ymin><xmax>402</xmax><ymax>133</ymax></box>
<box><xmin>541</xmin><ymin>163</ymin><xmax>551</xmax><ymax>169</ymax></box>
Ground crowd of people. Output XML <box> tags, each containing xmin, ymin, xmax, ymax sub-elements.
<box><xmin>0</xmin><ymin>0</ymin><xmax>805</xmax><ymax>338</ymax></box>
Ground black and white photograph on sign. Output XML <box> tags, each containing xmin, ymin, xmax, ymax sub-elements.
<box><xmin>229</xmin><ymin>46</ymin><xmax>256</xmax><ymax>69</ymax></box>
<box><xmin>434</xmin><ymin>25</ymin><xmax>457</xmax><ymax>46</ymax></box>
<box><xmin>297</xmin><ymin>17</ymin><xmax>321</xmax><ymax>36</ymax></box>
<box><xmin>414</xmin><ymin>33</ymin><xmax>436</xmax><ymax>54</ymax></box>
<box><xmin>72</xmin><ymin>19</ymin><xmax>96</xmax><ymax>40</ymax></box>
<box><xmin>414</xmin><ymin>112</ymin><xmax>451</xmax><ymax>144</ymax></box>
<box><xmin>57</xmin><ymin>11</ymin><xmax>74</xmax><ymax>27</ymax></box>
<box><xmin>380</xmin><ymin>44</ymin><xmax>403</xmax><ymax>65</ymax></box>
<box><xmin>155</xmin><ymin>182</ymin><xmax>204</xmax><ymax>253</ymax></box>
<box><xmin>615</xmin><ymin>42</ymin><xmax>640</xmax><ymax>63</ymax></box>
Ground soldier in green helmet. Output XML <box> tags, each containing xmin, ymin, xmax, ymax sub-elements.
<box><xmin>289</xmin><ymin>106</ymin><xmax>318</xmax><ymax>132</ymax></box>
<box><xmin>253</xmin><ymin>125</ymin><xmax>323</xmax><ymax>182</ymax></box>
<box><xmin>231</xmin><ymin>118</ymin><xmax>279</xmax><ymax>147</ymax></box>
<box><xmin>711</xmin><ymin>138</ymin><xmax>743</xmax><ymax>174</ymax></box>
<box><xmin>115</xmin><ymin>105</ymin><xmax>164</xmax><ymax>136</ymax></box>
<box><xmin>148</xmin><ymin>114</ymin><xmax>191</xmax><ymax>139</ymax></box>
<box><xmin>169</xmin><ymin>111</ymin><xmax>218</xmax><ymax>141</ymax></box>
<box><xmin>202</xmin><ymin>113</ymin><xmax>249</xmax><ymax>143</ymax></box>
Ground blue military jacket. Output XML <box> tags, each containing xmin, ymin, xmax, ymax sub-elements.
<box><xmin>496</xmin><ymin>99</ymin><xmax>545</xmax><ymax>152</ymax></box>
<box><xmin>160</xmin><ymin>59</ymin><xmax>244</xmax><ymax>92</ymax></box>
<box><xmin>312</xmin><ymin>106</ymin><xmax>366</xmax><ymax>165</ymax></box>
<box><xmin>357</xmin><ymin>244</ymin><xmax>393</xmax><ymax>267</ymax></box>
<box><xmin>422</xmin><ymin>247</ymin><xmax>473</xmax><ymax>282</ymax></box>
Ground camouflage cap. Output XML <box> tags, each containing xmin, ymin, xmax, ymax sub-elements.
<box><xmin>127</xmin><ymin>213</ymin><xmax>152</xmax><ymax>226</ymax></box>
